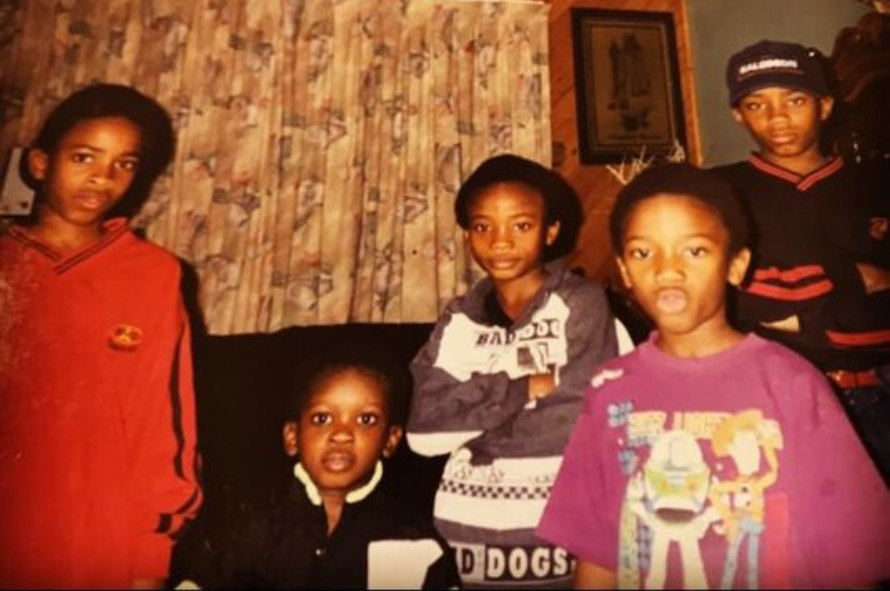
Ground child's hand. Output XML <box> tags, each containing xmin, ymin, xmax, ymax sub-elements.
<box><xmin>856</xmin><ymin>263</ymin><xmax>890</xmax><ymax>294</ymax></box>
<box><xmin>760</xmin><ymin>315</ymin><xmax>800</xmax><ymax>333</ymax></box>
<box><xmin>528</xmin><ymin>373</ymin><xmax>556</xmax><ymax>400</ymax></box>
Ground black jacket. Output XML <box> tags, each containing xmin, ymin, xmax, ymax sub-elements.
<box><xmin>714</xmin><ymin>155</ymin><xmax>890</xmax><ymax>371</ymax></box>
<box><xmin>174</xmin><ymin>470</ymin><xmax>460</xmax><ymax>589</ymax></box>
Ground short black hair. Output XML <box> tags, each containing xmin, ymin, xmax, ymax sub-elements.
<box><xmin>454</xmin><ymin>153</ymin><xmax>583</xmax><ymax>261</ymax></box>
<box><xmin>21</xmin><ymin>83</ymin><xmax>175</xmax><ymax>219</ymax></box>
<box><xmin>609</xmin><ymin>163</ymin><xmax>751</xmax><ymax>255</ymax></box>
<box><xmin>286</xmin><ymin>343</ymin><xmax>410</xmax><ymax>427</ymax></box>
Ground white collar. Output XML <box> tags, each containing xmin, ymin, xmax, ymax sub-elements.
<box><xmin>293</xmin><ymin>460</ymin><xmax>383</xmax><ymax>506</ymax></box>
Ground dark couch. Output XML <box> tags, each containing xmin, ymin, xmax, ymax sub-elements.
<box><xmin>172</xmin><ymin>282</ymin><xmax>651</xmax><ymax>578</ymax></box>
<box><xmin>188</xmin><ymin>323</ymin><xmax>446</xmax><ymax>518</ymax></box>
<box><xmin>182</xmin><ymin>283</ymin><xmax>652</xmax><ymax>519</ymax></box>
<box><xmin>171</xmin><ymin>323</ymin><xmax>448</xmax><ymax>579</ymax></box>
<box><xmin>171</xmin><ymin>322</ymin><xmax>446</xmax><ymax>582</ymax></box>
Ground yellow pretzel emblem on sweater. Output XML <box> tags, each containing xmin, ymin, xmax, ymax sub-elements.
<box><xmin>109</xmin><ymin>324</ymin><xmax>144</xmax><ymax>351</ymax></box>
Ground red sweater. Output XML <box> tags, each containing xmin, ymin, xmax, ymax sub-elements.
<box><xmin>0</xmin><ymin>218</ymin><xmax>202</xmax><ymax>588</ymax></box>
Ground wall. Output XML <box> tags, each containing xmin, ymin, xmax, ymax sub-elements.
<box><xmin>549</xmin><ymin>0</ymin><xmax>696</xmax><ymax>285</ymax></box>
<box><xmin>686</xmin><ymin>0</ymin><xmax>871</xmax><ymax>166</ymax></box>
<box><xmin>551</xmin><ymin>0</ymin><xmax>873</xmax><ymax>284</ymax></box>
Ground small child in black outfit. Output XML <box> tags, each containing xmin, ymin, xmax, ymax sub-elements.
<box><xmin>174</xmin><ymin>346</ymin><xmax>460</xmax><ymax>589</ymax></box>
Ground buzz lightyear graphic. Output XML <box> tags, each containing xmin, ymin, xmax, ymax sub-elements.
<box><xmin>613</xmin><ymin>407</ymin><xmax>782</xmax><ymax>589</ymax></box>
<box><xmin>620</xmin><ymin>429</ymin><xmax>719</xmax><ymax>589</ymax></box>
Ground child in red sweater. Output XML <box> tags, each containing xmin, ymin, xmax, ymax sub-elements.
<box><xmin>0</xmin><ymin>83</ymin><xmax>202</xmax><ymax>588</ymax></box>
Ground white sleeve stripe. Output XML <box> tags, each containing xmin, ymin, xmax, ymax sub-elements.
<box><xmin>407</xmin><ymin>430</ymin><xmax>483</xmax><ymax>456</ymax></box>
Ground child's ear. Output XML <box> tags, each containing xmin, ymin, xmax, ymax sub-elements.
<box><xmin>545</xmin><ymin>221</ymin><xmax>560</xmax><ymax>246</ymax></box>
<box><xmin>615</xmin><ymin>256</ymin><xmax>633</xmax><ymax>290</ymax></box>
<box><xmin>731</xmin><ymin>108</ymin><xmax>746</xmax><ymax>126</ymax></box>
<box><xmin>381</xmin><ymin>425</ymin><xmax>403</xmax><ymax>459</ymax></box>
<box><xmin>27</xmin><ymin>148</ymin><xmax>50</xmax><ymax>182</ymax></box>
<box><xmin>818</xmin><ymin>95</ymin><xmax>835</xmax><ymax>122</ymax></box>
<box><xmin>282</xmin><ymin>421</ymin><xmax>299</xmax><ymax>458</ymax></box>
<box><xmin>727</xmin><ymin>247</ymin><xmax>751</xmax><ymax>287</ymax></box>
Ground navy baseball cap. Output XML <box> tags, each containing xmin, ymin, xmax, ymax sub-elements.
<box><xmin>726</xmin><ymin>40</ymin><xmax>830</xmax><ymax>106</ymax></box>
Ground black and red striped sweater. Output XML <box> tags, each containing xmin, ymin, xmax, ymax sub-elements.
<box><xmin>714</xmin><ymin>154</ymin><xmax>890</xmax><ymax>372</ymax></box>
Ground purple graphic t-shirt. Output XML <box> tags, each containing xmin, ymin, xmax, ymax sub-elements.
<box><xmin>538</xmin><ymin>333</ymin><xmax>889</xmax><ymax>589</ymax></box>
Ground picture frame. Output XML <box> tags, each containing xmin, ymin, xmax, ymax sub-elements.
<box><xmin>571</xmin><ymin>8</ymin><xmax>687</xmax><ymax>164</ymax></box>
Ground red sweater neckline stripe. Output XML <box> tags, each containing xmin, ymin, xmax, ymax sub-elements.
<box><xmin>748</xmin><ymin>154</ymin><xmax>844</xmax><ymax>191</ymax></box>
<box><xmin>8</xmin><ymin>218</ymin><xmax>130</xmax><ymax>274</ymax></box>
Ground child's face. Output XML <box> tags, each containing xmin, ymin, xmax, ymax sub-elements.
<box><xmin>27</xmin><ymin>116</ymin><xmax>142</xmax><ymax>231</ymax></box>
<box><xmin>732</xmin><ymin>87</ymin><xmax>833</xmax><ymax>162</ymax></box>
<box><xmin>464</xmin><ymin>182</ymin><xmax>559</xmax><ymax>283</ymax></box>
<box><xmin>283</xmin><ymin>369</ymin><xmax>402</xmax><ymax>501</ymax></box>
<box><xmin>616</xmin><ymin>194</ymin><xmax>750</xmax><ymax>341</ymax></box>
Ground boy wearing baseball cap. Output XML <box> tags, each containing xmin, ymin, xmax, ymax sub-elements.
<box><xmin>725</xmin><ymin>40</ymin><xmax>833</xmax><ymax>174</ymax></box>
<box><xmin>713</xmin><ymin>40</ymin><xmax>890</xmax><ymax>486</ymax></box>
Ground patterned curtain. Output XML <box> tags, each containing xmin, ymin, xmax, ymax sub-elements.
<box><xmin>0</xmin><ymin>0</ymin><xmax>552</xmax><ymax>334</ymax></box>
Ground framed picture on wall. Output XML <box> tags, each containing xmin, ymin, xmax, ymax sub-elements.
<box><xmin>571</xmin><ymin>8</ymin><xmax>687</xmax><ymax>164</ymax></box>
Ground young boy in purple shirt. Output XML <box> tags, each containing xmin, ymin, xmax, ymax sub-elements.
<box><xmin>537</xmin><ymin>164</ymin><xmax>889</xmax><ymax>589</ymax></box>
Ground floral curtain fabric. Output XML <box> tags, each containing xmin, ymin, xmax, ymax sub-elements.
<box><xmin>0</xmin><ymin>0</ymin><xmax>552</xmax><ymax>334</ymax></box>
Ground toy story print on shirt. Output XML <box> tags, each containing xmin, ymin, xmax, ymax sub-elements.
<box><xmin>609</xmin><ymin>404</ymin><xmax>787</xmax><ymax>590</ymax></box>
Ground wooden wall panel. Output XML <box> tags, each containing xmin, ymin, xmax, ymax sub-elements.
<box><xmin>547</xmin><ymin>0</ymin><xmax>699</xmax><ymax>286</ymax></box>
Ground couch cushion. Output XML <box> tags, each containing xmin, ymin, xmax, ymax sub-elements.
<box><xmin>192</xmin><ymin>323</ymin><xmax>441</xmax><ymax>516</ymax></box>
